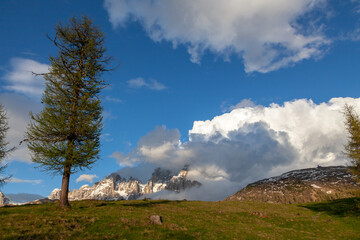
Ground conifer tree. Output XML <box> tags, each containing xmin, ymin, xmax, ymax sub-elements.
<box><xmin>343</xmin><ymin>104</ymin><xmax>360</xmax><ymax>182</ymax></box>
<box><xmin>0</xmin><ymin>104</ymin><xmax>14</xmax><ymax>186</ymax></box>
<box><xmin>26</xmin><ymin>16</ymin><xmax>111</xmax><ymax>207</ymax></box>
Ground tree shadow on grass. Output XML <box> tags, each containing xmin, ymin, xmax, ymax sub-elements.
<box><xmin>300</xmin><ymin>197</ymin><xmax>360</xmax><ymax>217</ymax></box>
<box><xmin>162</xmin><ymin>232</ymin><xmax>197</xmax><ymax>240</ymax></box>
<box><xmin>122</xmin><ymin>200</ymin><xmax>182</xmax><ymax>208</ymax></box>
<box><xmin>3</xmin><ymin>233</ymin><xmax>58</xmax><ymax>240</ymax></box>
<box><xmin>74</xmin><ymin>200</ymin><xmax>182</xmax><ymax>209</ymax></box>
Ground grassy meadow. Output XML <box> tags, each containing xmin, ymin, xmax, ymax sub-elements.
<box><xmin>1</xmin><ymin>198</ymin><xmax>359</xmax><ymax>240</ymax></box>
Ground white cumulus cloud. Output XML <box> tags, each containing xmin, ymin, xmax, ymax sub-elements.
<box><xmin>0</xmin><ymin>93</ymin><xmax>41</xmax><ymax>163</ymax></box>
<box><xmin>111</xmin><ymin>97</ymin><xmax>359</xmax><ymax>200</ymax></box>
<box><xmin>2</xmin><ymin>58</ymin><xmax>49</xmax><ymax>98</ymax></box>
<box><xmin>76</xmin><ymin>174</ymin><xmax>98</xmax><ymax>183</ymax></box>
<box><xmin>189</xmin><ymin>98</ymin><xmax>353</xmax><ymax>169</ymax></box>
<box><xmin>104</xmin><ymin>0</ymin><xmax>329</xmax><ymax>73</ymax></box>
<box><xmin>0</xmin><ymin>58</ymin><xmax>48</xmax><ymax>163</ymax></box>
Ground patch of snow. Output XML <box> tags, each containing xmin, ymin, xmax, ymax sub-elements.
<box><xmin>311</xmin><ymin>184</ymin><xmax>321</xmax><ymax>189</ymax></box>
<box><xmin>153</xmin><ymin>183</ymin><xmax>167</xmax><ymax>192</ymax></box>
<box><xmin>115</xmin><ymin>189</ymin><xmax>128</xmax><ymax>199</ymax></box>
<box><xmin>80</xmin><ymin>185</ymin><xmax>90</xmax><ymax>190</ymax></box>
<box><xmin>266</xmin><ymin>177</ymin><xmax>276</xmax><ymax>182</ymax></box>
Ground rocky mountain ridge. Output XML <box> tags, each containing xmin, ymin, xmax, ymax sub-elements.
<box><xmin>0</xmin><ymin>191</ymin><xmax>10</xmax><ymax>206</ymax></box>
<box><xmin>49</xmin><ymin>166</ymin><xmax>201</xmax><ymax>201</ymax></box>
<box><xmin>225</xmin><ymin>166</ymin><xmax>359</xmax><ymax>204</ymax></box>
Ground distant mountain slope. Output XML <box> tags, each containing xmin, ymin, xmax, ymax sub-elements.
<box><xmin>225</xmin><ymin>166</ymin><xmax>359</xmax><ymax>204</ymax></box>
<box><xmin>6</xmin><ymin>193</ymin><xmax>44</xmax><ymax>203</ymax></box>
<box><xmin>49</xmin><ymin>166</ymin><xmax>201</xmax><ymax>201</ymax></box>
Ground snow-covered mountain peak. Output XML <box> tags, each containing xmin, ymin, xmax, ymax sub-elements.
<box><xmin>49</xmin><ymin>165</ymin><xmax>201</xmax><ymax>201</ymax></box>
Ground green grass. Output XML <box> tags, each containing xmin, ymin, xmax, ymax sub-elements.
<box><xmin>1</xmin><ymin>198</ymin><xmax>359</xmax><ymax>240</ymax></box>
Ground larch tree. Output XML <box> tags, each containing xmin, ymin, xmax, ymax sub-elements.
<box><xmin>0</xmin><ymin>104</ymin><xmax>14</xmax><ymax>186</ymax></box>
<box><xmin>343</xmin><ymin>104</ymin><xmax>360</xmax><ymax>182</ymax></box>
<box><xmin>26</xmin><ymin>16</ymin><xmax>112</xmax><ymax>207</ymax></box>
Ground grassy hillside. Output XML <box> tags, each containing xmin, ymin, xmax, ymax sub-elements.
<box><xmin>1</xmin><ymin>198</ymin><xmax>359</xmax><ymax>239</ymax></box>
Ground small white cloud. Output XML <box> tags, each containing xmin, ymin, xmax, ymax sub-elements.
<box><xmin>7</xmin><ymin>178</ymin><xmax>42</xmax><ymax>185</ymax></box>
<box><xmin>101</xmin><ymin>133</ymin><xmax>114</xmax><ymax>142</ymax></box>
<box><xmin>221</xmin><ymin>99</ymin><xmax>256</xmax><ymax>112</ymax></box>
<box><xmin>105</xmin><ymin>96</ymin><xmax>122</xmax><ymax>103</ymax></box>
<box><xmin>128</xmin><ymin>77</ymin><xmax>147</xmax><ymax>88</ymax></box>
<box><xmin>103</xmin><ymin>110</ymin><xmax>118</xmax><ymax>121</ymax></box>
<box><xmin>346</xmin><ymin>28</ymin><xmax>360</xmax><ymax>41</ymax></box>
<box><xmin>2</xmin><ymin>58</ymin><xmax>49</xmax><ymax>98</ymax></box>
<box><xmin>21</xmin><ymin>50</ymin><xmax>37</xmax><ymax>56</ymax></box>
<box><xmin>127</xmin><ymin>77</ymin><xmax>166</xmax><ymax>90</ymax></box>
<box><xmin>351</xmin><ymin>0</ymin><xmax>360</xmax><ymax>14</ymax></box>
<box><xmin>76</xmin><ymin>174</ymin><xmax>98</xmax><ymax>183</ymax></box>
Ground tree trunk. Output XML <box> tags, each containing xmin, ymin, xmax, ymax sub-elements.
<box><xmin>59</xmin><ymin>164</ymin><xmax>71</xmax><ymax>208</ymax></box>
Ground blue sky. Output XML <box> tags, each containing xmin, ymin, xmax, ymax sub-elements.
<box><xmin>0</xmin><ymin>0</ymin><xmax>360</xmax><ymax>199</ymax></box>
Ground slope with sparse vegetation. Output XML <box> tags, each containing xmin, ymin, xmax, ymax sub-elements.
<box><xmin>226</xmin><ymin>166</ymin><xmax>359</xmax><ymax>204</ymax></box>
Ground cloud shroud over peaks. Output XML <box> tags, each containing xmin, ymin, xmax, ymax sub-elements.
<box><xmin>104</xmin><ymin>0</ymin><xmax>328</xmax><ymax>73</ymax></box>
<box><xmin>111</xmin><ymin>97</ymin><xmax>360</xmax><ymax>200</ymax></box>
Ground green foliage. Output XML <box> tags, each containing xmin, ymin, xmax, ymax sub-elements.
<box><xmin>343</xmin><ymin>104</ymin><xmax>360</xmax><ymax>182</ymax></box>
<box><xmin>0</xmin><ymin>104</ymin><xmax>14</xmax><ymax>186</ymax></box>
<box><xmin>1</xmin><ymin>199</ymin><xmax>360</xmax><ymax>239</ymax></box>
<box><xmin>26</xmin><ymin>16</ymin><xmax>111</xmax><ymax>175</ymax></box>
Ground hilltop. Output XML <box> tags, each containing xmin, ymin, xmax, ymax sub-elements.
<box><xmin>226</xmin><ymin>166</ymin><xmax>359</xmax><ymax>203</ymax></box>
